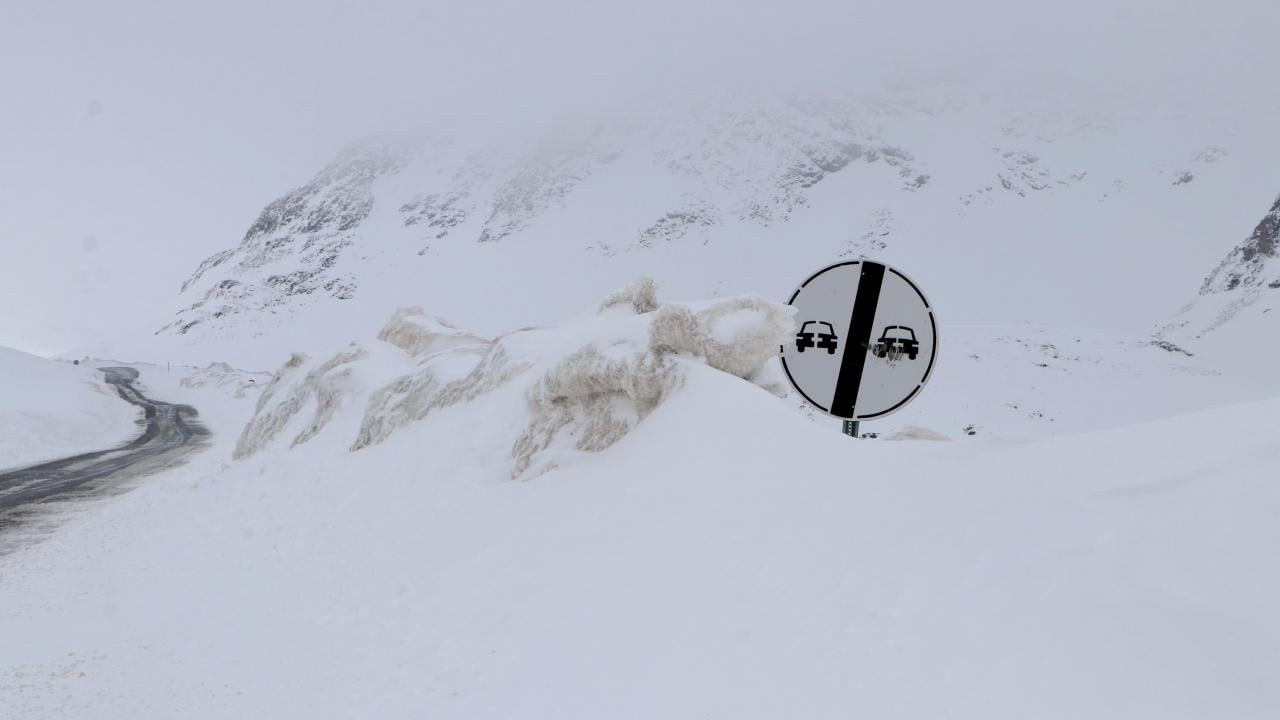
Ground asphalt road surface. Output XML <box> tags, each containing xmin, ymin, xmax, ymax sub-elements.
<box><xmin>0</xmin><ymin>367</ymin><xmax>206</xmax><ymax>530</ymax></box>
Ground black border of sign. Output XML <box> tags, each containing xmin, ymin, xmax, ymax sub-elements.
<box><xmin>779</xmin><ymin>260</ymin><xmax>939</xmax><ymax>421</ymax></box>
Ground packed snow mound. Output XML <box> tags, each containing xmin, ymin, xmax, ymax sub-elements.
<box><xmin>883</xmin><ymin>425</ymin><xmax>951</xmax><ymax>441</ymax></box>
<box><xmin>649</xmin><ymin>297</ymin><xmax>792</xmax><ymax>385</ymax></box>
<box><xmin>375</xmin><ymin>306</ymin><xmax>488</xmax><ymax>357</ymax></box>
<box><xmin>0</xmin><ymin>347</ymin><xmax>140</xmax><ymax>469</ymax></box>
<box><xmin>233</xmin><ymin>342</ymin><xmax>414</xmax><ymax>459</ymax></box>
<box><xmin>353</xmin><ymin>337</ymin><xmax>521</xmax><ymax>454</ymax></box>
<box><xmin>236</xmin><ymin>281</ymin><xmax>794</xmax><ymax>477</ymax></box>
<box><xmin>598</xmin><ymin>277</ymin><xmax>658</xmax><ymax>315</ymax></box>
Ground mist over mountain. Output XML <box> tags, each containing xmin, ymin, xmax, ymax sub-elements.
<box><xmin>148</xmin><ymin>87</ymin><xmax>1279</xmax><ymax>370</ymax></box>
<box><xmin>5</xmin><ymin>0</ymin><xmax>1280</xmax><ymax>355</ymax></box>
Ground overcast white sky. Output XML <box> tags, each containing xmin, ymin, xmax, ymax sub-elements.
<box><xmin>1</xmin><ymin>0</ymin><xmax>1277</xmax><ymax>355</ymax></box>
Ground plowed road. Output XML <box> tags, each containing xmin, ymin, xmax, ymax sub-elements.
<box><xmin>0</xmin><ymin>367</ymin><xmax>205</xmax><ymax>526</ymax></box>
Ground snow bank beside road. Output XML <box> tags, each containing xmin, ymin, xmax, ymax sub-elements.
<box><xmin>0</xmin><ymin>347</ymin><xmax>139</xmax><ymax>469</ymax></box>
<box><xmin>236</xmin><ymin>281</ymin><xmax>793</xmax><ymax>477</ymax></box>
<box><xmin>234</xmin><ymin>341</ymin><xmax>415</xmax><ymax>458</ymax></box>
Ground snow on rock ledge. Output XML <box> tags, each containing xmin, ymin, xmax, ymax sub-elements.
<box><xmin>235</xmin><ymin>280</ymin><xmax>794</xmax><ymax>477</ymax></box>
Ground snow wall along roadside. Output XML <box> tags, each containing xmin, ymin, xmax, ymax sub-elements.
<box><xmin>234</xmin><ymin>279</ymin><xmax>795</xmax><ymax>478</ymax></box>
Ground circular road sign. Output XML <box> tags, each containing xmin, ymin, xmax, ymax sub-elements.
<box><xmin>780</xmin><ymin>260</ymin><xmax>937</xmax><ymax>420</ymax></box>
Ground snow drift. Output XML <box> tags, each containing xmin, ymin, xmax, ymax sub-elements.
<box><xmin>235</xmin><ymin>280</ymin><xmax>793</xmax><ymax>477</ymax></box>
<box><xmin>233</xmin><ymin>341</ymin><xmax>414</xmax><ymax>459</ymax></box>
<box><xmin>0</xmin><ymin>347</ymin><xmax>140</xmax><ymax>470</ymax></box>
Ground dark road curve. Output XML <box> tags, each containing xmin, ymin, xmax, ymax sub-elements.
<box><xmin>0</xmin><ymin>367</ymin><xmax>208</xmax><ymax>526</ymax></box>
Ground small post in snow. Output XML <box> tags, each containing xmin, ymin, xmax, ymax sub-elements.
<box><xmin>842</xmin><ymin>420</ymin><xmax>860</xmax><ymax>438</ymax></box>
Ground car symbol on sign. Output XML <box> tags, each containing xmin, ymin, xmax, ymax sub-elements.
<box><xmin>796</xmin><ymin>321</ymin><xmax>839</xmax><ymax>354</ymax></box>
<box><xmin>872</xmin><ymin>326</ymin><xmax>919</xmax><ymax>360</ymax></box>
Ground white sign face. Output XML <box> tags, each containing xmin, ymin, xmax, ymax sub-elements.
<box><xmin>780</xmin><ymin>260</ymin><xmax>937</xmax><ymax>420</ymax></box>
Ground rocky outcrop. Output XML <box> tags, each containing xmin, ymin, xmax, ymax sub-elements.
<box><xmin>1200</xmin><ymin>193</ymin><xmax>1280</xmax><ymax>294</ymax></box>
<box><xmin>1160</xmin><ymin>193</ymin><xmax>1280</xmax><ymax>341</ymax></box>
<box><xmin>159</xmin><ymin>142</ymin><xmax>407</xmax><ymax>336</ymax></box>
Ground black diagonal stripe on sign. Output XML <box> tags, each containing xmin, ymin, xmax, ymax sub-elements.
<box><xmin>829</xmin><ymin>261</ymin><xmax>884</xmax><ymax>418</ymax></box>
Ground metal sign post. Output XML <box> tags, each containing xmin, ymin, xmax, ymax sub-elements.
<box><xmin>780</xmin><ymin>260</ymin><xmax>938</xmax><ymax>433</ymax></box>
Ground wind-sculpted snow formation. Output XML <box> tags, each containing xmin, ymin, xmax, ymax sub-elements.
<box><xmin>234</xmin><ymin>280</ymin><xmax>793</xmax><ymax>477</ymax></box>
<box><xmin>232</xmin><ymin>342</ymin><xmax>414</xmax><ymax>459</ymax></box>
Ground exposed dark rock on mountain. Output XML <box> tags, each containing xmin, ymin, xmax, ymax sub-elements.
<box><xmin>160</xmin><ymin>143</ymin><xmax>406</xmax><ymax>336</ymax></box>
<box><xmin>160</xmin><ymin>102</ymin><xmax>935</xmax><ymax>340</ymax></box>
<box><xmin>1160</xmin><ymin>192</ymin><xmax>1280</xmax><ymax>342</ymax></box>
<box><xmin>1201</xmin><ymin>193</ymin><xmax>1280</xmax><ymax>294</ymax></box>
<box><xmin>155</xmin><ymin>94</ymin><xmax>1273</xmax><ymax>359</ymax></box>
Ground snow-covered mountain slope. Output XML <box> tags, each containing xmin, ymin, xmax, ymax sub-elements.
<box><xmin>1160</xmin><ymin>192</ymin><xmax>1280</xmax><ymax>374</ymax></box>
<box><xmin>153</xmin><ymin>91</ymin><xmax>1280</xmax><ymax>371</ymax></box>
<box><xmin>4</xmin><ymin>292</ymin><xmax>1278</xmax><ymax>718</ymax></box>
<box><xmin>0</xmin><ymin>347</ymin><xmax>139</xmax><ymax>470</ymax></box>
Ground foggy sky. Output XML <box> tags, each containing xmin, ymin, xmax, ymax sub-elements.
<box><xmin>2</xmin><ymin>0</ymin><xmax>1277</xmax><ymax>355</ymax></box>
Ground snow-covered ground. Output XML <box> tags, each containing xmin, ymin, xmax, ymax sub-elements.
<box><xmin>0</xmin><ymin>347</ymin><xmax>139</xmax><ymax>470</ymax></box>
<box><xmin>2</xmin><ymin>295</ymin><xmax>1277</xmax><ymax>718</ymax></box>
<box><xmin>5</xmin><ymin>5</ymin><xmax>1279</xmax><ymax>717</ymax></box>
